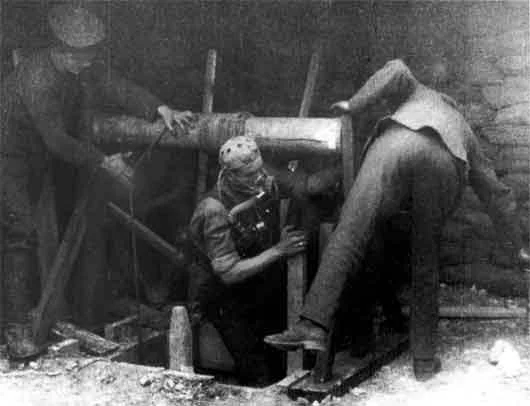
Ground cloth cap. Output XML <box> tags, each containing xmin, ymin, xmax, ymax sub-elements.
<box><xmin>48</xmin><ymin>5</ymin><xmax>106</xmax><ymax>48</ymax></box>
<box><xmin>219</xmin><ymin>136</ymin><xmax>263</xmax><ymax>174</ymax></box>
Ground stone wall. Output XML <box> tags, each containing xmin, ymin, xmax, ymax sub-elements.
<box><xmin>439</xmin><ymin>24</ymin><xmax>529</xmax><ymax>295</ymax></box>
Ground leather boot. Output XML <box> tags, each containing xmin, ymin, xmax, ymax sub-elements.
<box><xmin>5</xmin><ymin>322</ymin><xmax>41</xmax><ymax>360</ymax></box>
<box><xmin>3</xmin><ymin>245</ymin><xmax>41</xmax><ymax>359</ymax></box>
<box><xmin>413</xmin><ymin>357</ymin><xmax>441</xmax><ymax>381</ymax></box>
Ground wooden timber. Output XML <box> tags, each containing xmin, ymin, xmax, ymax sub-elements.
<box><xmin>195</xmin><ymin>49</ymin><xmax>217</xmax><ymax>203</ymax></box>
<box><xmin>286</xmin><ymin>40</ymin><xmax>323</xmax><ymax>374</ymax></box>
<box><xmin>107</xmin><ymin>202</ymin><xmax>187</xmax><ymax>267</ymax></box>
<box><xmin>53</xmin><ymin>321</ymin><xmax>120</xmax><ymax>356</ymax></box>
<box><xmin>288</xmin><ymin>333</ymin><xmax>409</xmax><ymax>402</ymax></box>
<box><xmin>32</xmin><ymin>188</ymin><xmax>90</xmax><ymax>346</ymax></box>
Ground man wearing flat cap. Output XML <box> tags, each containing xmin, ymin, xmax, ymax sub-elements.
<box><xmin>265</xmin><ymin>59</ymin><xmax>529</xmax><ymax>380</ymax></box>
<box><xmin>0</xmin><ymin>4</ymin><xmax>192</xmax><ymax>359</ymax></box>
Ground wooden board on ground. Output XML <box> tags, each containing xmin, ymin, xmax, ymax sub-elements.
<box><xmin>52</xmin><ymin>321</ymin><xmax>120</xmax><ymax>356</ymax></box>
<box><xmin>287</xmin><ymin>333</ymin><xmax>409</xmax><ymax>402</ymax></box>
<box><xmin>107</xmin><ymin>329</ymin><xmax>167</xmax><ymax>365</ymax></box>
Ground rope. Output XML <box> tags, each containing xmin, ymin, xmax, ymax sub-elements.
<box><xmin>126</xmin><ymin>127</ymin><xmax>170</xmax><ymax>363</ymax></box>
<box><xmin>197</xmin><ymin>112</ymin><xmax>252</xmax><ymax>151</ymax></box>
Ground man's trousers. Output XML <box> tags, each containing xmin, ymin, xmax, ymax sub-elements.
<box><xmin>302</xmin><ymin>123</ymin><xmax>463</xmax><ymax>361</ymax></box>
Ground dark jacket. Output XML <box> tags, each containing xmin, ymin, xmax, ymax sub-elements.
<box><xmin>348</xmin><ymin>59</ymin><xmax>522</xmax><ymax>251</ymax></box>
<box><xmin>1</xmin><ymin>48</ymin><xmax>163</xmax><ymax>177</ymax></box>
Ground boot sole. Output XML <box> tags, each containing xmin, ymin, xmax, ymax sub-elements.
<box><xmin>264</xmin><ymin>337</ymin><xmax>326</xmax><ymax>352</ymax></box>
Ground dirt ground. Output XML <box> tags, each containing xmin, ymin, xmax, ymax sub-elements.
<box><xmin>1</xmin><ymin>285</ymin><xmax>530</xmax><ymax>406</ymax></box>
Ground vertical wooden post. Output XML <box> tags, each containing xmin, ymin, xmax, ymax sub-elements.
<box><xmin>313</xmin><ymin>115</ymin><xmax>355</xmax><ymax>383</ymax></box>
<box><xmin>195</xmin><ymin>49</ymin><xmax>217</xmax><ymax>203</ymax></box>
<box><xmin>298</xmin><ymin>41</ymin><xmax>322</xmax><ymax>118</ymax></box>
<box><xmin>286</xmin><ymin>247</ymin><xmax>308</xmax><ymax>373</ymax></box>
<box><xmin>340</xmin><ymin>115</ymin><xmax>355</xmax><ymax>195</ymax></box>
<box><xmin>191</xmin><ymin>49</ymin><xmax>217</xmax><ymax>370</ymax></box>
<box><xmin>286</xmin><ymin>42</ymin><xmax>323</xmax><ymax>374</ymax></box>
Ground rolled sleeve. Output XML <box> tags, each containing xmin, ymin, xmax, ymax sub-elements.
<box><xmin>190</xmin><ymin>198</ymin><xmax>241</xmax><ymax>276</ymax></box>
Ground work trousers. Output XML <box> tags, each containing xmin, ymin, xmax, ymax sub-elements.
<box><xmin>1</xmin><ymin>153</ymin><xmax>109</xmax><ymax>332</ymax></box>
<box><xmin>1</xmin><ymin>155</ymin><xmax>44</xmax><ymax>328</ymax></box>
<box><xmin>189</xmin><ymin>262</ymin><xmax>286</xmax><ymax>384</ymax></box>
<box><xmin>302</xmin><ymin>123</ymin><xmax>463</xmax><ymax>361</ymax></box>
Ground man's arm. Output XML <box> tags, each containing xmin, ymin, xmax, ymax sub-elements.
<box><xmin>88</xmin><ymin>64</ymin><xmax>192</xmax><ymax>130</ymax></box>
<box><xmin>89</xmin><ymin>64</ymin><xmax>164</xmax><ymax>121</ymax></box>
<box><xmin>467</xmin><ymin>134</ymin><xmax>523</xmax><ymax>254</ymax></box>
<box><xmin>331</xmin><ymin>59</ymin><xmax>418</xmax><ymax>115</ymax></box>
<box><xmin>265</xmin><ymin>164</ymin><xmax>341</xmax><ymax>200</ymax></box>
<box><xmin>193</xmin><ymin>199</ymin><xmax>305</xmax><ymax>285</ymax></box>
<box><xmin>22</xmin><ymin>75</ymin><xmax>104</xmax><ymax>169</ymax></box>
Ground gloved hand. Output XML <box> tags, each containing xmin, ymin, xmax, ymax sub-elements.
<box><xmin>157</xmin><ymin>105</ymin><xmax>194</xmax><ymax>132</ymax></box>
<box><xmin>330</xmin><ymin>100</ymin><xmax>353</xmax><ymax>115</ymax></box>
<box><xmin>100</xmin><ymin>153</ymin><xmax>134</xmax><ymax>193</ymax></box>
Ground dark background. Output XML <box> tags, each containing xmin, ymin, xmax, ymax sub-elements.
<box><xmin>1</xmin><ymin>0</ymin><xmax>528</xmax><ymax>302</ymax></box>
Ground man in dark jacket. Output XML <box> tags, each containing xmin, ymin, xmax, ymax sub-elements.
<box><xmin>0</xmin><ymin>4</ymin><xmax>192</xmax><ymax>359</ymax></box>
<box><xmin>265</xmin><ymin>59</ymin><xmax>527</xmax><ymax>380</ymax></box>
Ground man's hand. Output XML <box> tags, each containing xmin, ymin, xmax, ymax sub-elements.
<box><xmin>275</xmin><ymin>225</ymin><xmax>307</xmax><ymax>258</ymax></box>
<box><xmin>330</xmin><ymin>100</ymin><xmax>352</xmax><ymax>115</ymax></box>
<box><xmin>100</xmin><ymin>153</ymin><xmax>134</xmax><ymax>192</ymax></box>
<box><xmin>157</xmin><ymin>105</ymin><xmax>194</xmax><ymax>132</ymax></box>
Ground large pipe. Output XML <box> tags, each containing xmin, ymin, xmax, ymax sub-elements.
<box><xmin>87</xmin><ymin>113</ymin><xmax>342</xmax><ymax>157</ymax></box>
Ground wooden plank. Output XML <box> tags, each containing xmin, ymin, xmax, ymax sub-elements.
<box><xmin>195</xmin><ymin>49</ymin><xmax>217</xmax><ymax>203</ymax></box>
<box><xmin>107</xmin><ymin>202</ymin><xmax>187</xmax><ymax>267</ymax></box>
<box><xmin>104</xmin><ymin>315</ymin><xmax>138</xmax><ymax>342</ymax></box>
<box><xmin>107</xmin><ymin>298</ymin><xmax>170</xmax><ymax>329</ymax></box>
<box><xmin>288</xmin><ymin>333</ymin><xmax>409</xmax><ymax>402</ymax></box>
<box><xmin>286</xmin><ymin>40</ymin><xmax>324</xmax><ymax>375</ymax></box>
<box><xmin>32</xmin><ymin>188</ymin><xmax>90</xmax><ymax>346</ymax></box>
<box><xmin>298</xmin><ymin>41</ymin><xmax>322</xmax><ymax>117</ymax></box>
<box><xmin>311</xmin><ymin>115</ymin><xmax>356</xmax><ymax>382</ymax></box>
<box><xmin>274</xmin><ymin>369</ymin><xmax>311</xmax><ymax>389</ymax></box>
<box><xmin>52</xmin><ymin>321</ymin><xmax>120</xmax><ymax>356</ymax></box>
<box><xmin>340</xmin><ymin>115</ymin><xmax>355</xmax><ymax>195</ymax></box>
<box><xmin>287</xmin><ymin>254</ymin><xmax>308</xmax><ymax>373</ymax></box>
